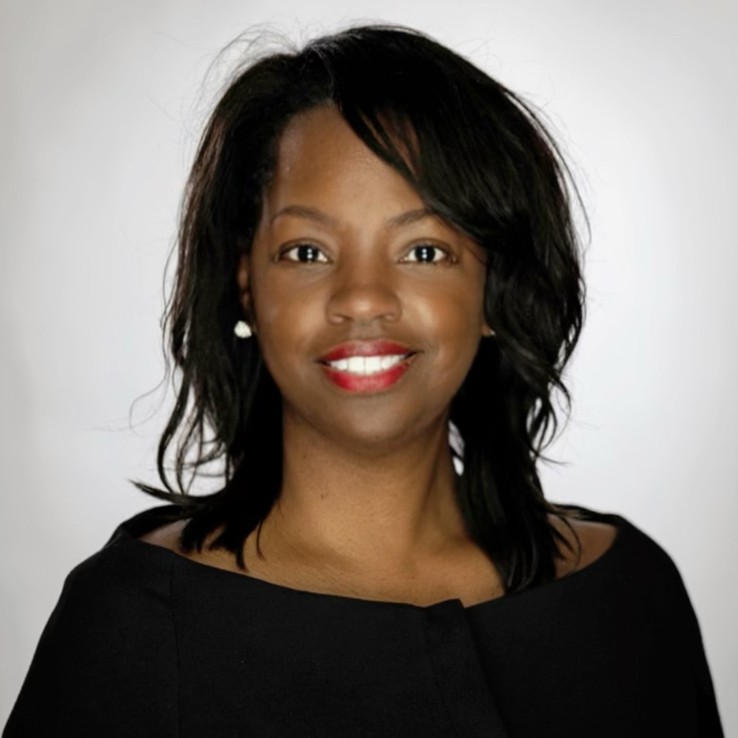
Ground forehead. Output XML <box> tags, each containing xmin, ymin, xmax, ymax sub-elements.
<box><xmin>265</xmin><ymin>105</ymin><xmax>423</xmax><ymax>211</ymax></box>
<box><xmin>277</xmin><ymin>106</ymin><xmax>366</xmax><ymax>165</ymax></box>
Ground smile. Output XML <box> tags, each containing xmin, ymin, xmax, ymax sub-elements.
<box><xmin>325</xmin><ymin>354</ymin><xmax>408</xmax><ymax>375</ymax></box>
<box><xmin>317</xmin><ymin>340</ymin><xmax>417</xmax><ymax>393</ymax></box>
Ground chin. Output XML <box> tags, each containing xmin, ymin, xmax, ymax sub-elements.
<box><xmin>314</xmin><ymin>401</ymin><xmax>449</xmax><ymax>455</ymax></box>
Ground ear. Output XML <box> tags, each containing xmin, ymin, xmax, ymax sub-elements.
<box><xmin>482</xmin><ymin>324</ymin><xmax>495</xmax><ymax>338</ymax></box>
<box><xmin>236</xmin><ymin>253</ymin><xmax>249</xmax><ymax>292</ymax></box>
<box><xmin>236</xmin><ymin>254</ymin><xmax>256</xmax><ymax>332</ymax></box>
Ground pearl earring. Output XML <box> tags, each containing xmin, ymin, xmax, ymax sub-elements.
<box><xmin>484</xmin><ymin>327</ymin><xmax>495</xmax><ymax>338</ymax></box>
<box><xmin>234</xmin><ymin>320</ymin><xmax>252</xmax><ymax>339</ymax></box>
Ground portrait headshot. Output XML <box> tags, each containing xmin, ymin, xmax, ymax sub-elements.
<box><xmin>1</xmin><ymin>0</ymin><xmax>735</xmax><ymax>735</ymax></box>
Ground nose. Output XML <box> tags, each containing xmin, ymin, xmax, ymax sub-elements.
<box><xmin>326</xmin><ymin>259</ymin><xmax>402</xmax><ymax>327</ymax></box>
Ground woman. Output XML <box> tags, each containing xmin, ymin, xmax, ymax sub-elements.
<box><xmin>4</xmin><ymin>25</ymin><xmax>723</xmax><ymax>737</ymax></box>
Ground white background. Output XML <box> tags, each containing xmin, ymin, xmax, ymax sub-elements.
<box><xmin>1</xmin><ymin>0</ymin><xmax>736</xmax><ymax>731</ymax></box>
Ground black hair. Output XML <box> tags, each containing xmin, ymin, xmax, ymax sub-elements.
<box><xmin>135</xmin><ymin>24</ymin><xmax>587</xmax><ymax>593</ymax></box>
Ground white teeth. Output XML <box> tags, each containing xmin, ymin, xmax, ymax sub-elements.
<box><xmin>327</xmin><ymin>354</ymin><xmax>407</xmax><ymax>375</ymax></box>
<box><xmin>347</xmin><ymin>356</ymin><xmax>364</xmax><ymax>374</ymax></box>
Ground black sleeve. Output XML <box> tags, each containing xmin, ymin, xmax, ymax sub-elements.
<box><xmin>674</xmin><ymin>563</ymin><xmax>724</xmax><ymax>736</ymax></box>
<box><xmin>640</xmin><ymin>530</ymin><xmax>724</xmax><ymax>737</ymax></box>
<box><xmin>576</xmin><ymin>507</ymin><xmax>724</xmax><ymax>736</ymax></box>
<box><xmin>3</xmin><ymin>545</ymin><xmax>179</xmax><ymax>737</ymax></box>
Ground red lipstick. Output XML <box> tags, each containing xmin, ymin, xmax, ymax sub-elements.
<box><xmin>319</xmin><ymin>340</ymin><xmax>413</xmax><ymax>362</ymax></box>
<box><xmin>318</xmin><ymin>340</ymin><xmax>416</xmax><ymax>393</ymax></box>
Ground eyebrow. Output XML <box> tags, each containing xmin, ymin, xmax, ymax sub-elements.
<box><xmin>270</xmin><ymin>205</ymin><xmax>336</xmax><ymax>226</ymax></box>
<box><xmin>388</xmin><ymin>207</ymin><xmax>436</xmax><ymax>228</ymax></box>
<box><xmin>270</xmin><ymin>205</ymin><xmax>436</xmax><ymax>229</ymax></box>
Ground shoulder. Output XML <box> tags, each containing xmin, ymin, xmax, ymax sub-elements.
<box><xmin>46</xmin><ymin>504</ymin><xmax>189</xmax><ymax>648</ymax></box>
<box><xmin>68</xmin><ymin>527</ymin><xmax>174</xmax><ymax>609</ymax></box>
<box><xmin>61</xmin><ymin>504</ymin><xmax>183</xmax><ymax>605</ymax></box>
<box><xmin>550</xmin><ymin>508</ymin><xmax>618</xmax><ymax>578</ymax></box>
<box><xmin>551</xmin><ymin>504</ymin><xmax>693</xmax><ymax>605</ymax></box>
<box><xmin>35</xmin><ymin>510</ymin><xmax>180</xmax><ymax>662</ymax></box>
<box><xmin>5</xmin><ymin>508</ymin><xmax>181</xmax><ymax>734</ymax></box>
<box><xmin>546</xmin><ymin>505</ymin><xmax>713</xmax><ymax>670</ymax></box>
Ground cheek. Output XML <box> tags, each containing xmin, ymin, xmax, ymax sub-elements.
<box><xmin>416</xmin><ymin>284</ymin><xmax>485</xmax><ymax>375</ymax></box>
<box><xmin>251</xmin><ymin>278</ymin><xmax>322</xmax><ymax>379</ymax></box>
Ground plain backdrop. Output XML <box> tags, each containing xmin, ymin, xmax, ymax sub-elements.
<box><xmin>1</xmin><ymin>0</ymin><xmax>736</xmax><ymax>731</ymax></box>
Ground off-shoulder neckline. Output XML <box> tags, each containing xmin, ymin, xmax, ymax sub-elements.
<box><xmin>110</xmin><ymin>503</ymin><xmax>632</xmax><ymax>614</ymax></box>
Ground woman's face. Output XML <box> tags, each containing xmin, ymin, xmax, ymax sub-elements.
<box><xmin>241</xmin><ymin>105</ymin><xmax>489</xmax><ymax>452</ymax></box>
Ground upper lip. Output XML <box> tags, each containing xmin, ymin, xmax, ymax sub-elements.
<box><xmin>319</xmin><ymin>340</ymin><xmax>415</xmax><ymax>363</ymax></box>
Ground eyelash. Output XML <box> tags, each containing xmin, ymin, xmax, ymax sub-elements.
<box><xmin>400</xmin><ymin>244</ymin><xmax>456</xmax><ymax>265</ymax></box>
<box><xmin>277</xmin><ymin>242</ymin><xmax>456</xmax><ymax>265</ymax></box>
<box><xmin>278</xmin><ymin>244</ymin><xmax>328</xmax><ymax>264</ymax></box>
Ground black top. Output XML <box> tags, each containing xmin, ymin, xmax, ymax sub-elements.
<box><xmin>4</xmin><ymin>505</ymin><xmax>723</xmax><ymax>737</ymax></box>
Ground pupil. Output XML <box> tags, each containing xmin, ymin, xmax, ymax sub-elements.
<box><xmin>298</xmin><ymin>245</ymin><xmax>316</xmax><ymax>261</ymax></box>
<box><xmin>417</xmin><ymin>246</ymin><xmax>434</xmax><ymax>262</ymax></box>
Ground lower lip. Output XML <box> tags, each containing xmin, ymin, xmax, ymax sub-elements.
<box><xmin>320</xmin><ymin>356</ymin><xmax>415</xmax><ymax>392</ymax></box>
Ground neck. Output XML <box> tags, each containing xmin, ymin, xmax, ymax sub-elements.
<box><xmin>259</xmin><ymin>414</ymin><xmax>469</xmax><ymax>570</ymax></box>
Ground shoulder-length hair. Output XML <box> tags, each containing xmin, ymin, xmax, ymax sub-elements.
<box><xmin>136</xmin><ymin>24</ymin><xmax>587</xmax><ymax>593</ymax></box>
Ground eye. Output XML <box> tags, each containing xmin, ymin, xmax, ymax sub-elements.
<box><xmin>401</xmin><ymin>243</ymin><xmax>456</xmax><ymax>265</ymax></box>
<box><xmin>279</xmin><ymin>243</ymin><xmax>329</xmax><ymax>264</ymax></box>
